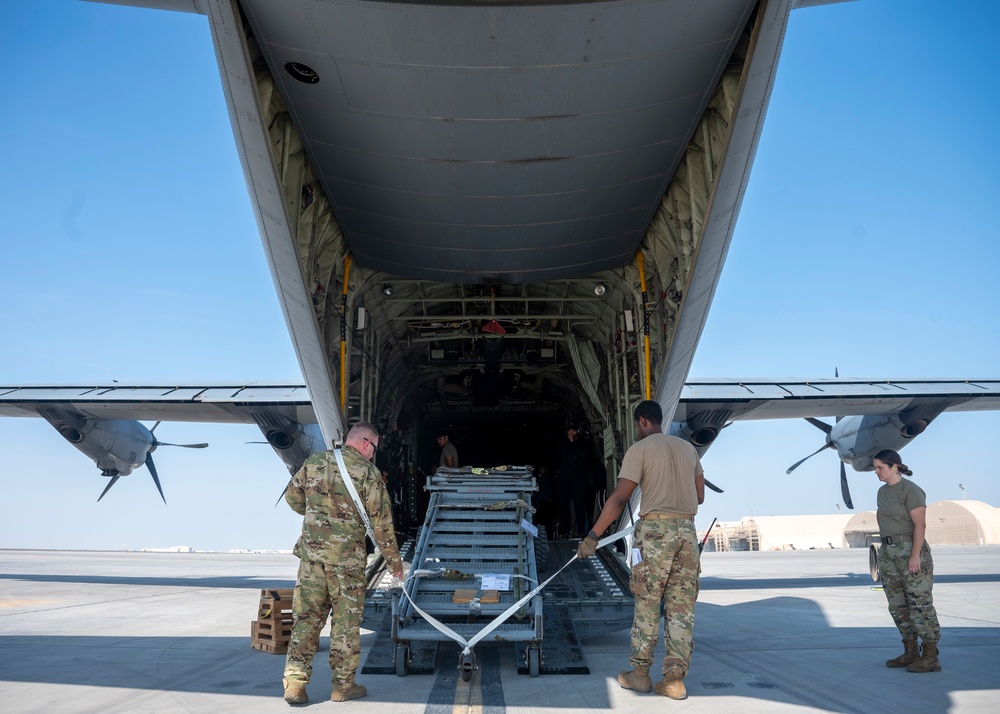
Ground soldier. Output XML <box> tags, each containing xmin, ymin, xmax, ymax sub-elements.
<box><xmin>437</xmin><ymin>430</ymin><xmax>459</xmax><ymax>468</ymax></box>
<box><xmin>282</xmin><ymin>421</ymin><xmax>404</xmax><ymax>705</ymax></box>
<box><xmin>577</xmin><ymin>400</ymin><xmax>705</xmax><ymax>700</ymax></box>
<box><xmin>874</xmin><ymin>449</ymin><xmax>941</xmax><ymax>673</ymax></box>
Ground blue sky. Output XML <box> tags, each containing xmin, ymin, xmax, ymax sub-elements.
<box><xmin>1</xmin><ymin>0</ymin><xmax>997</xmax><ymax>550</ymax></box>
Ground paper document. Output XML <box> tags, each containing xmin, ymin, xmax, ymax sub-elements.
<box><xmin>479</xmin><ymin>574</ymin><xmax>510</xmax><ymax>590</ymax></box>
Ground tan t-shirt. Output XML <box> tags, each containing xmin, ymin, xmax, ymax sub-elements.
<box><xmin>619</xmin><ymin>433</ymin><xmax>702</xmax><ymax>517</ymax></box>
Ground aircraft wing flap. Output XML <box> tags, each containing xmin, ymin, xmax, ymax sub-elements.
<box><xmin>675</xmin><ymin>379</ymin><xmax>1000</xmax><ymax>423</ymax></box>
<box><xmin>0</xmin><ymin>384</ymin><xmax>316</xmax><ymax>425</ymax></box>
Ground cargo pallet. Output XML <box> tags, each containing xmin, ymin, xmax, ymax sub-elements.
<box><xmin>251</xmin><ymin>588</ymin><xmax>294</xmax><ymax>654</ymax></box>
<box><xmin>392</xmin><ymin>467</ymin><xmax>543</xmax><ymax>679</ymax></box>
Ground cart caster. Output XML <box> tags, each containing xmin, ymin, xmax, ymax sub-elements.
<box><xmin>526</xmin><ymin>646</ymin><xmax>541</xmax><ymax>677</ymax></box>
<box><xmin>394</xmin><ymin>643</ymin><xmax>410</xmax><ymax>677</ymax></box>
<box><xmin>458</xmin><ymin>651</ymin><xmax>476</xmax><ymax>682</ymax></box>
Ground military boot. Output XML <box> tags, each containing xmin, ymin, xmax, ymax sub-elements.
<box><xmin>330</xmin><ymin>683</ymin><xmax>368</xmax><ymax>701</ymax></box>
<box><xmin>282</xmin><ymin>678</ymin><xmax>308</xmax><ymax>705</ymax></box>
<box><xmin>906</xmin><ymin>642</ymin><xmax>941</xmax><ymax>673</ymax></box>
<box><xmin>886</xmin><ymin>638</ymin><xmax>920</xmax><ymax>668</ymax></box>
<box><xmin>653</xmin><ymin>666</ymin><xmax>687</xmax><ymax>700</ymax></box>
<box><xmin>617</xmin><ymin>667</ymin><xmax>653</xmax><ymax>693</ymax></box>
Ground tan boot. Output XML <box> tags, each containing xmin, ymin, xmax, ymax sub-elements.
<box><xmin>282</xmin><ymin>678</ymin><xmax>308</xmax><ymax>705</ymax></box>
<box><xmin>906</xmin><ymin>642</ymin><xmax>941</xmax><ymax>673</ymax></box>
<box><xmin>617</xmin><ymin>668</ymin><xmax>652</xmax><ymax>693</ymax></box>
<box><xmin>886</xmin><ymin>638</ymin><xmax>920</xmax><ymax>668</ymax></box>
<box><xmin>330</xmin><ymin>683</ymin><xmax>368</xmax><ymax>701</ymax></box>
<box><xmin>654</xmin><ymin>666</ymin><xmax>687</xmax><ymax>700</ymax></box>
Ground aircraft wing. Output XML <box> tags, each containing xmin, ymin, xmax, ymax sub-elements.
<box><xmin>0</xmin><ymin>384</ymin><xmax>316</xmax><ymax>425</ymax></box>
<box><xmin>675</xmin><ymin>378</ymin><xmax>1000</xmax><ymax>424</ymax></box>
<box><xmin>5</xmin><ymin>378</ymin><xmax>998</xmax><ymax>427</ymax></box>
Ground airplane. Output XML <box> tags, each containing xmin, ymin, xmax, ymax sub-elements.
<box><xmin>5</xmin><ymin>0</ymin><xmax>995</xmax><ymax>532</ymax></box>
<box><xmin>3</xmin><ymin>379</ymin><xmax>998</xmax><ymax>510</ymax></box>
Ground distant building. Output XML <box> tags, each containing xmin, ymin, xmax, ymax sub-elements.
<box><xmin>926</xmin><ymin>500</ymin><xmax>1000</xmax><ymax>545</ymax></box>
<box><xmin>701</xmin><ymin>515</ymin><xmax>853</xmax><ymax>552</ymax></box>
<box><xmin>700</xmin><ymin>501</ymin><xmax>1000</xmax><ymax>552</ymax></box>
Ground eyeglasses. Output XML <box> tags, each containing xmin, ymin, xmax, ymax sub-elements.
<box><xmin>362</xmin><ymin>437</ymin><xmax>379</xmax><ymax>451</ymax></box>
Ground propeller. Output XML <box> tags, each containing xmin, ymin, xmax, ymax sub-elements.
<box><xmin>786</xmin><ymin>417</ymin><xmax>853</xmax><ymax>509</ymax></box>
<box><xmin>784</xmin><ymin>441</ymin><xmax>833</xmax><ymax>474</ymax></box>
<box><xmin>96</xmin><ymin>422</ymin><xmax>208</xmax><ymax>502</ymax></box>
<box><xmin>275</xmin><ymin>478</ymin><xmax>292</xmax><ymax>507</ymax></box>
<box><xmin>97</xmin><ymin>473</ymin><xmax>121</xmax><ymax>502</ymax></box>
<box><xmin>146</xmin><ymin>452</ymin><xmax>166</xmax><ymax>504</ymax></box>
<box><xmin>839</xmin><ymin>461</ymin><xmax>854</xmax><ymax>510</ymax></box>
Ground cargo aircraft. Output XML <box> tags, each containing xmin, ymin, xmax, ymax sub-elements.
<box><xmin>4</xmin><ymin>1</ymin><xmax>998</xmax><ymax>516</ymax></box>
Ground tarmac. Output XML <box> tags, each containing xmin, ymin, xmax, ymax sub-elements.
<box><xmin>1</xmin><ymin>546</ymin><xmax>998</xmax><ymax>713</ymax></box>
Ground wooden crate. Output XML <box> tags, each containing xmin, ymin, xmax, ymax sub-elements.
<box><xmin>251</xmin><ymin>588</ymin><xmax>295</xmax><ymax>654</ymax></box>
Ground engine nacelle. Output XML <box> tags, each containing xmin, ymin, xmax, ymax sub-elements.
<box><xmin>669</xmin><ymin>421</ymin><xmax>721</xmax><ymax>456</ymax></box>
<box><xmin>259</xmin><ymin>421</ymin><xmax>325</xmax><ymax>474</ymax></box>
<box><xmin>44</xmin><ymin>415</ymin><xmax>154</xmax><ymax>476</ymax></box>
<box><xmin>830</xmin><ymin>413</ymin><xmax>935</xmax><ymax>472</ymax></box>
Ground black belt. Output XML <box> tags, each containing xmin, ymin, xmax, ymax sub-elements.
<box><xmin>883</xmin><ymin>535</ymin><xmax>912</xmax><ymax>545</ymax></box>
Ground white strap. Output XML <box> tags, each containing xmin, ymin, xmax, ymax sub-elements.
<box><xmin>397</xmin><ymin>524</ymin><xmax>634</xmax><ymax>655</ymax></box>
<box><xmin>332</xmin><ymin>447</ymin><xmax>379</xmax><ymax>548</ymax></box>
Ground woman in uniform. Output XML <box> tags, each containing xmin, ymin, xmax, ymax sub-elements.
<box><xmin>874</xmin><ymin>449</ymin><xmax>941</xmax><ymax>673</ymax></box>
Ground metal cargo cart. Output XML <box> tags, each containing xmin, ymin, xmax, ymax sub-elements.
<box><xmin>391</xmin><ymin>466</ymin><xmax>544</xmax><ymax>679</ymax></box>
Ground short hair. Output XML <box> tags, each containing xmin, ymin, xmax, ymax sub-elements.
<box><xmin>873</xmin><ymin>449</ymin><xmax>913</xmax><ymax>476</ymax></box>
<box><xmin>347</xmin><ymin>421</ymin><xmax>379</xmax><ymax>443</ymax></box>
<box><xmin>436</xmin><ymin>429</ymin><xmax>450</xmax><ymax>439</ymax></box>
<box><xmin>633</xmin><ymin>400</ymin><xmax>663</xmax><ymax>425</ymax></box>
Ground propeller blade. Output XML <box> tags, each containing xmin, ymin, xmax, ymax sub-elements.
<box><xmin>840</xmin><ymin>461</ymin><xmax>854</xmax><ymax>509</ymax></box>
<box><xmin>786</xmin><ymin>442</ymin><xmax>832</xmax><ymax>474</ymax></box>
<box><xmin>704</xmin><ymin>478</ymin><xmax>724</xmax><ymax>493</ymax></box>
<box><xmin>151</xmin><ymin>420</ymin><xmax>162</xmax><ymax>433</ymax></box>
<box><xmin>274</xmin><ymin>478</ymin><xmax>292</xmax><ymax>507</ymax></box>
<box><xmin>155</xmin><ymin>442</ymin><xmax>209</xmax><ymax>449</ymax></box>
<box><xmin>145</xmin><ymin>452</ymin><xmax>167</xmax><ymax>504</ymax></box>
<box><xmin>804</xmin><ymin>417</ymin><xmax>833</xmax><ymax>434</ymax></box>
<box><xmin>97</xmin><ymin>474</ymin><xmax>121</xmax><ymax>502</ymax></box>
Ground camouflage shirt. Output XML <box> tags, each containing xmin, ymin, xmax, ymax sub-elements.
<box><xmin>285</xmin><ymin>445</ymin><xmax>402</xmax><ymax>572</ymax></box>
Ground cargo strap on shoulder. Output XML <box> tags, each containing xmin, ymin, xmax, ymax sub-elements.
<box><xmin>332</xmin><ymin>447</ymin><xmax>379</xmax><ymax>549</ymax></box>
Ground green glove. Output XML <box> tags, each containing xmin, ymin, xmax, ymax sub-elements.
<box><xmin>576</xmin><ymin>533</ymin><xmax>599</xmax><ymax>559</ymax></box>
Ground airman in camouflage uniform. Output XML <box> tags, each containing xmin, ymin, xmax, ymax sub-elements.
<box><xmin>577</xmin><ymin>400</ymin><xmax>705</xmax><ymax>700</ymax></box>
<box><xmin>282</xmin><ymin>421</ymin><xmax>403</xmax><ymax>705</ymax></box>
<box><xmin>628</xmin><ymin>518</ymin><xmax>701</xmax><ymax>678</ymax></box>
<box><xmin>873</xmin><ymin>449</ymin><xmax>941</xmax><ymax>673</ymax></box>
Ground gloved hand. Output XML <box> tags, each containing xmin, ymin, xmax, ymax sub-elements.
<box><xmin>576</xmin><ymin>534</ymin><xmax>599</xmax><ymax>559</ymax></box>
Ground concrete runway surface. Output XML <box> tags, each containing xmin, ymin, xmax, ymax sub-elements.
<box><xmin>1</xmin><ymin>546</ymin><xmax>998</xmax><ymax>713</ymax></box>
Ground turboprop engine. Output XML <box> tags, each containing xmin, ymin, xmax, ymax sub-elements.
<box><xmin>41</xmin><ymin>409</ymin><xmax>207</xmax><ymax>502</ymax></box>
<box><xmin>785</xmin><ymin>406</ymin><xmax>943</xmax><ymax>509</ymax></box>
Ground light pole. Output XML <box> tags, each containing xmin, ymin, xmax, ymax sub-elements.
<box><xmin>959</xmin><ymin>483</ymin><xmax>967</xmax><ymax>500</ymax></box>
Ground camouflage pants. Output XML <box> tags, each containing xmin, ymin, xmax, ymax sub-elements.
<box><xmin>628</xmin><ymin>518</ymin><xmax>701</xmax><ymax>676</ymax></box>
<box><xmin>283</xmin><ymin>558</ymin><xmax>365</xmax><ymax>686</ymax></box>
<box><xmin>878</xmin><ymin>540</ymin><xmax>940</xmax><ymax>643</ymax></box>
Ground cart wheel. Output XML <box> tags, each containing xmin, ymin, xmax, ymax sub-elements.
<box><xmin>869</xmin><ymin>543</ymin><xmax>881</xmax><ymax>582</ymax></box>
<box><xmin>459</xmin><ymin>651</ymin><xmax>476</xmax><ymax>682</ymax></box>
<box><xmin>395</xmin><ymin>643</ymin><xmax>410</xmax><ymax>677</ymax></box>
<box><xmin>527</xmin><ymin>646</ymin><xmax>540</xmax><ymax>677</ymax></box>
